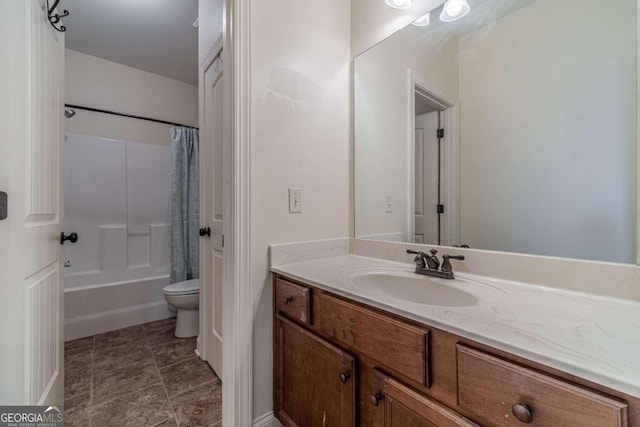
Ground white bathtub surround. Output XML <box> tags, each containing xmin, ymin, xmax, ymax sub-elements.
<box><xmin>63</xmin><ymin>134</ymin><xmax>172</xmax><ymax>288</ymax></box>
<box><xmin>65</xmin><ymin>276</ymin><xmax>174</xmax><ymax>341</ymax></box>
<box><xmin>271</xmin><ymin>253</ymin><xmax>640</xmax><ymax>399</ymax></box>
<box><xmin>63</xmin><ymin>134</ymin><xmax>174</xmax><ymax>339</ymax></box>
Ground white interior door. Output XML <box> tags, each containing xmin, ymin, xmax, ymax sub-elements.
<box><xmin>0</xmin><ymin>0</ymin><xmax>65</xmax><ymax>404</ymax></box>
<box><xmin>200</xmin><ymin>54</ymin><xmax>224</xmax><ymax>378</ymax></box>
<box><xmin>415</xmin><ymin>111</ymin><xmax>440</xmax><ymax>245</ymax></box>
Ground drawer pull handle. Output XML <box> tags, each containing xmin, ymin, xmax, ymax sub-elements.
<box><xmin>512</xmin><ymin>404</ymin><xmax>533</xmax><ymax>423</ymax></box>
<box><xmin>370</xmin><ymin>393</ymin><xmax>382</xmax><ymax>407</ymax></box>
<box><xmin>284</xmin><ymin>296</ymin><xmax>294</xmax><ymax>305</ymax></box>
<box><xmin>339</xmin><ymin>372</ymin><xmax>351</xmax><ymax>384</ymax></box>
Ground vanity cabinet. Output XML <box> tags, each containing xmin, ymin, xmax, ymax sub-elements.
<box><xmin>273</xmin><ymin>274</ymin><xmax>638</xmax><ymax>427</ymax></box>
<box><xmin>274</xmin><ymin>315</ymin><xmax>356</xmax><ymax>427</ymax></box>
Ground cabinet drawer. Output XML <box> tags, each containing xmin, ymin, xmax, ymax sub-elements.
<box><xmin>315</xmin><ymin>292</ymin><xmax>429</xmax><ymax>386</ymax></box>
<box><xmin>275</xmin><ymin>277</ymin><xmax>311</xmax><ymax>325</ymax></box>
<box><xmin>457</xmin><ymin>345</ymin><xmax>628</xmax><ymax>427</ymax></box>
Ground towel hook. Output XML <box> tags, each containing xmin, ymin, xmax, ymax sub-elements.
<box><xmin>47</xmin><ymin>0</ymin><xmax>70</xmax><ymax>32</ymax></box>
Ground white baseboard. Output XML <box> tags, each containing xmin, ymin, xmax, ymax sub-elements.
<box><xmin>65</xmin><ymin>300</ymin><xmax>174</xmax><ymax>341</ymax></box>
<box><xmin>253</xmin><ymin>412</ymin><xmax>281</xmax><ymax>427</ymax></box>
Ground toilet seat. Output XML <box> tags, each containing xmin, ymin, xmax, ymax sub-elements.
<box><xmin>163</xmin><ymin>278</ymin><xmax>200</xmax><ymax>296</ymax></box>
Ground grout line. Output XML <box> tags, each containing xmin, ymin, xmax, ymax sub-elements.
<box><xmin>156</xmin><ymin>353</ymin><xmax>200</xmax><ymax>372</ymax></box>
<box><xmin>149</xmin><ymin>417</ymin><xmax>178</xmax><ymax>427</ymax></box>
<box><xmin>89</xmin><ymin>381</ymin><xmax>164</xmax><ymax>410</ymax></box>
<box><xmin>146</xmin><ymin>326</ymin><xmax>181</xmax><ymax>427</ymax></box>
<box><xmin>89</xmin><ymin>335</ymin><xmax>95</xmax><ymax>427</ymax></box>
<box><xmin>69</xmin><ymin>321</ymin><xmax>206</xmax><ymax>427</ymax></box>
<box><xmin>170</xmin><ymin>379</ymin><xmax>218</xmax><ymax>400</ymax></box>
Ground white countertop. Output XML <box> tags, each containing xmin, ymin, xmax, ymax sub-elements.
<box><xmin>271</xmin><ymin>254</ymin><xmax>640</xmax><ymax>398</ymax></box>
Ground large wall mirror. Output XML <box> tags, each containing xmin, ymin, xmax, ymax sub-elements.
<box><xmin>354</xmin><ymin>0</ymin><xmax>638</xmax><ymax>264</ymax></box>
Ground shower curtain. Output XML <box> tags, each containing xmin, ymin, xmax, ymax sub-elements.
<box><xmin>170</xmin><ymin>127</ymin><xmax>200</xmax><ymax>283</ymax></box>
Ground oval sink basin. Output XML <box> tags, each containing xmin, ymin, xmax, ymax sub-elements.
<box><xmin>352</xmin><ymin>273</ymin><xmax>478</xmax><ymax>307</ymax></box>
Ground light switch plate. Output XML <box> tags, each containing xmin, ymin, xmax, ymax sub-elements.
<box><xmin>385</xmin><ymin>194</ymin><xmax>393</xmax><ymax>213</ymax></box>
<box><xmin>289</xmin><ymin>188</ymin><xmax>302</xmax><ymax>213</ymax></box>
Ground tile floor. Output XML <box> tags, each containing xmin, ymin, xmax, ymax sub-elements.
<box><xmin>64</xmin><ymin>318</ymin><xmax>221</xmax><ymax>427</ymax></box>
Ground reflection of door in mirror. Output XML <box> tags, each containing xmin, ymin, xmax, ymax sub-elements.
<box><xmin>414</xmin><ymin>99</ymin><xmax>441</xmax><ymax>245</ymax></box>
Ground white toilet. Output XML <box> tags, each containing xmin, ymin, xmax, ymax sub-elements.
<box><xmin>163</xmin><ymin>278</ymin><xmax>200</xmax><ymax>338</ymax></box>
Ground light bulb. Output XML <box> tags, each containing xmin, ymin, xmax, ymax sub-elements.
<box><xmin>446</xmin><ymin>1</ymin><xmax>463</xmax><ymax>16</ymax></box>
<box><xmin>412</xmin><ymin>12</ymin><xmax>431</xmax><ymax>27</ymax></box>
<box><xmin>385</xmin><ymin>0</ymin><xmax>412</xmax><ymax>10</ymax></box>
<box><xmin>440</xmin><ymin>0</ymin><xmax>471</xmax><ymax>22</ymax></box>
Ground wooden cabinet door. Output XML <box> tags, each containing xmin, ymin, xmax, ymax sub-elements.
<box><xmin>274</xmin><ymin>315</ymin><xmax>356</xmax><ymax>427</ymax></box>
<box><xmin>372</xmin><ymin>370</ymin><xmax>477</xmax><ymax>427</ymax></box>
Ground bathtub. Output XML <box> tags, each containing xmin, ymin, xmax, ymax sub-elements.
<box><xmin>64</xmin><ymin>275</ymin><xmax>174</xmax><ymax>341</ymax></box>
<box><xmin>63</xmin><ymin>133</ymin><xmax>175</xmax><ymax>341</ymax></box>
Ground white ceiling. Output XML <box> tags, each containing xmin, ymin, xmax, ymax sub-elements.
<box><xmin>63</xmin><ymin>0</ymin><xmax>199</xmax><ymax>85</ymax></box>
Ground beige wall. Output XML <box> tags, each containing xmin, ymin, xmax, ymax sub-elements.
<box><xmin>65</xmin><ymin>49</ymin><xmax>198</xmax><ymax>145</ymax></box>
<box><xmin>249</xmin><ymin>0</ymin><xmax>351</xmax><ymax>418</ymax></box>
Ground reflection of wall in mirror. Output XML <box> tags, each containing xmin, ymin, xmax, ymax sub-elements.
<box><xmin>355</xmin><ymin>0</ymin><xmax>637</xmax><ymax>263</ymax></box>
<box><xmin>458</xmin><ymin>0</ymin><xmax>637</xmax><ymax>263</ymax></box>
<box><xmin>354</xmin><ymin>24</ymin><xmax>459</xmax><ymax>242</ymax></box>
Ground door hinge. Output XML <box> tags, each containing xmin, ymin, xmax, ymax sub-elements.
<box><xmin>222</xmin><ymin>235</ymin><xmax>224</xmax><ymax>248</ymax></box>
<box><xmin>0</xmin><ymin>191</ymin><xmax>7</xmax><ymax>221</ymax></box>
<box><xmin>437</xmin><ymin>204</ymin><xmax>444</xmax><ymax>214</ymax></box>
<box><xmin>437</xmin><ymin>129</ymin><xmax>445</xmax><ymax>139</ymax></box>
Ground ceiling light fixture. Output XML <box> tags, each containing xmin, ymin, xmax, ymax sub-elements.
<box><xmin>412</xmin><ymin>12</ymin><xmax>431</xmax><ymax>27</ymax></box>
<box><xmin>440</xmin><ymin>0</ymin><xmax>471</xmax><ymax>22</ymax></box>
<box><xmin>385</xmin><ymin>0</ymin><xmax>412</xmax><ymax>10</ymax></box>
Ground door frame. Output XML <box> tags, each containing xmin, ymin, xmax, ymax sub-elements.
<box><xmin>222</xmin><ymin>0</ymin><xmax>254</xmax><ymax>425</ymax></box>
<box><xmin>407</xmin><ymin>69</ymin><xmax>459</xmax><ymax>247</ymax></box>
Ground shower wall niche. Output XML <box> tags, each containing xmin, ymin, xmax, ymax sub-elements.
<box><xmin>63</xmin><ymin>133</ymin><xmax>171</xmax><ymax>289</ymax></box>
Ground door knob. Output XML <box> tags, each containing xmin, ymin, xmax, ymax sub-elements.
<box><xmin>199</xmin><ymin>227</ymin><xmax>211</xmax><ymax>237</ymax></box>
<box><xmin>60</xmin><ymin>232</ymin><xmax>78</xmax><ymax>245</ymax></box>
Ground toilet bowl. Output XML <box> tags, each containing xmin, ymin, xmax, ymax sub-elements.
<box><xmin>163</xmin><ymin>278</ymin><xmax>200</xmax><ymax>338</ymax></box>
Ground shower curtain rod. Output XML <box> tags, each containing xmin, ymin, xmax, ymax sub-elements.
<box><xmin>64</xmin><ymin>104</ymin><xmax>199</xmax><ymax>130</ymax></box>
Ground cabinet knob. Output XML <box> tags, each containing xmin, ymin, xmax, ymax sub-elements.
<box><xmin>284</xmin><ymin>296</ymin><xmax>294</xmax><ymax>305</ymax></box>
<box><xmin>339</xmin><ymin>372</ymin><xmax>351</xmax><ymax>384</ymax></box>
<box><xmin>512</xmin><ymin>403</ymin><xmax>533</xmax><ymax>423</ymax></box>
<box><xmin>370</xmin><ymin>393</ymin><xmax>382</xmax><ymax>407</ymax></box>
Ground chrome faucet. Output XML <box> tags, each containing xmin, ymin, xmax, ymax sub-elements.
<box><xmin>407</xmin><ymin>249</ymin><xmax>465</xmax><ymax>280</ymax></box>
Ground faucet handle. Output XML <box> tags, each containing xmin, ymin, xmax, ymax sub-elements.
<box><xmin>441</xmin><ymin>254</ymin><xmax>465</xmax><ymax>272</ymax></box>
<box><xmin>406</xmin><ymin>249</ymin><xmax>427</xmax><ymax>268</ymax></box>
